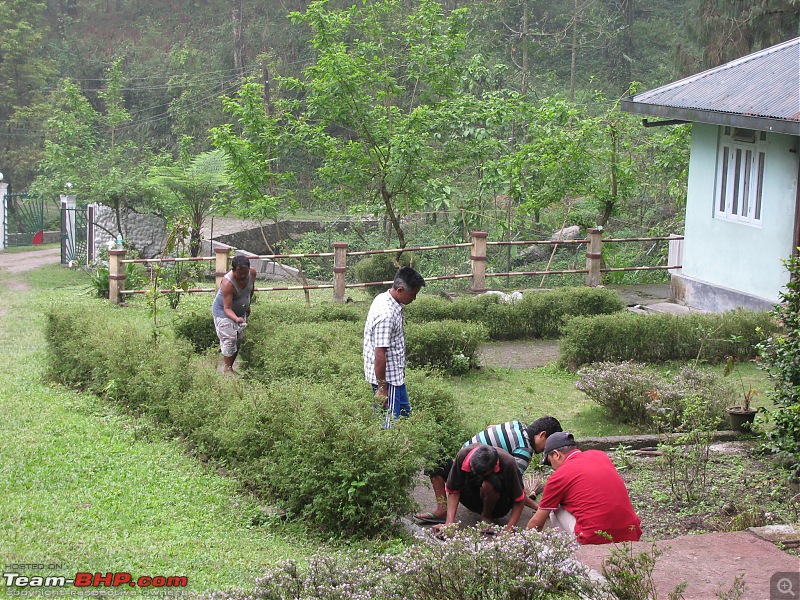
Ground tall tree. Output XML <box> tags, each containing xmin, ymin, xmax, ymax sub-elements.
<box><xmin>283</xmin><ymin>0</ymin><xmax>518</xmax><ymax>248</ymax></box>
<box><xmin>681</xmin><ymin>0</ymin><xmax>799</xmax><ymax>70</ymax></box>
<box><xmin>29</xmin><ymin>63</ymin><xmax>151</xmax><ymax>233</ymax></box>
<box><xmin>0</xmin><ymin>0</ymin><xmax>56</xmax><ymax>186</ymax></box>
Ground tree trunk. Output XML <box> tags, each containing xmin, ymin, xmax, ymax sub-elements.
<box><xmin>570</xmin><ymin>0</ymin><xmax>579</xmax><ymax>102</ymax></box>
<box><xmin>232</xmin><ymin>0</ymin><xmax>245</xmax><ymax>78</ymax></box>
<box><xmin>380</xmin><ymin>182</ymin><xmax>406</xmax><ymax>249</ymax></box>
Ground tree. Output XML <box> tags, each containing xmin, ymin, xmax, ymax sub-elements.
<box><xmin>680</xmin><ymin>0</ymin><xmax>800</xmax><ymax>70</ymax></box>
<box><xmin>283</xmin><ymin>0</ymin><xmax>518</xmax><ymax>248</ymax></box>
<box><xmin>0</xmin><ymin>0</ymin><xmax>56</xmax><ymax>187</ymax></box>
<box><xmin>210</xmin><ymin>78</ymin><xmax>297</xmax><ymax>223</ymax></box>
<box><xmin>147</xmin><ymin>139</ymin><xmax>229</xmax><ymax>257</ymax></box>
<box><xmin>28</xmin><ymin>61</ymin><xmax>152</xmax><ymax>235</ymax></box>
<box><xmin>507</xmin><ymin>94</ymin><xmax>687</xmax><ymax>232</ymax></box>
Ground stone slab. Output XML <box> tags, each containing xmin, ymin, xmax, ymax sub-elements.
<box><xmin>750</xmin><ymin>524</ymin><xmax>800</xmax><ymax>548</ymax></box>
<box><xmin>575</xmin><ymin>531</ymin><xmax>800</xmax><ymax>600</ymax></box>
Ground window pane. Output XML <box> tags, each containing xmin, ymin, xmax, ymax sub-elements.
<box><xmin>719</xmin><ymin>147</ymin><xmax>729</xmax><ymax>213</ymax></box>
<box><xmin>732</xmin><ymin>149</ymin><xmax>742</xmax><ymax>216</ymax></box>
<box><xmin>755</xmin><ymin>151</ymin><xmax>765</xmax><ymax>221</ymax></box>
<box><xmin>741</xmin><ymin>149</ymin><xmax>751</xmax><ymax>217</ymax></box>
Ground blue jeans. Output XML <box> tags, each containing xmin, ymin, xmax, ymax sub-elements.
<box><xmin>372</xmin><ymin>382</ymin><xmax>411</xmax><ymax>428</ymax></box>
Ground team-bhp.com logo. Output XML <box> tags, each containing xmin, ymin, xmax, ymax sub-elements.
<box><xmin>3</xmin><ymin>570</ymin><xmax>188</xmax><ymax>590</ymax></box>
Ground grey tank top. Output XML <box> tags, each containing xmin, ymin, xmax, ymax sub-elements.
<box><xmin>211</xmin><ymin>272</ymin><xmax>254</xmax><ymax>319</ymax></box>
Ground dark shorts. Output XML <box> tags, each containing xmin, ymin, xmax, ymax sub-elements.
<box><xmin>424</xmin><ymin>454</ymin><xmax>453</xmax><ymax>479</ymax></box>
<box><xmin>458</xmin><ymin>474</ymin><xmax>513</xmax><ymax>519</ymax></box>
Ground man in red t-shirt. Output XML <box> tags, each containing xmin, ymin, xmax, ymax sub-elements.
<box><xmin>525</xmin><ymin>432</ymin><xmax>642</xmax><ymax>545</ymax></box>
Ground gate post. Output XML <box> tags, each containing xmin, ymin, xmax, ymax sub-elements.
<box><xmin>60</xmin><ymin>190</ymin><xmax>77</xmax><ymax>264</ymax></box>
<box><xmin>333</xmin><ymin>242</ymin><xmax>348</xmax><ymax>303</ymax></box>
<box><xmin>0</xmin><ymin>174</ymin><xmax>7</xmax><ymax>251</ymax></box>
<box><xmin>585</xmin><ymin>227</ymin><xmax>603</xmax><ymax>287</ymax></box>
<box><xmin>108</xmin><ymin>249</ymin><xmax>126</xmax><ymax>305</ymax></box>
<box><xmin>86</xmin><ymin>204</ymin><xmax>96</xmax><ymax>264</ymax></box>
<box><xmin>470</xmin><ymin>231</ymin><xmax>488</xmax><ymax>293</ymax></box>
<box><xmin>214</xmin><ymin>246</ymin><xmax>232</xmax><ymax>290</ymax></box>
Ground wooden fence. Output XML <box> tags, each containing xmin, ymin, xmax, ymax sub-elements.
<box><xmin>107</xmin><ymin>228</ymin><xmax>684</xmax><ymax>304</ymax></box>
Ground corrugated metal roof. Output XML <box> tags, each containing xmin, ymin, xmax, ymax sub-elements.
<box><xmin>622</xmin><ymin>37</ymin><xmax>800</xmax><ymax>135</ymax></box>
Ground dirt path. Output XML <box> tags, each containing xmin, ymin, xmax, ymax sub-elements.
<box><xmin>0</xmin><ymin>246</ymin><xmax>62</xmax><ymax>305</ymax></box>
<box><xmin>0</xmin><ymin>246</ymin><xmax>61</xmax><ymax>274</ymax></box>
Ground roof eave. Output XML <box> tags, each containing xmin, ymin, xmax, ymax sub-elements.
<box><xmin>620</xmin><ymin>99</ymin><xmax>800</xmax><ymax>136</ymax></box>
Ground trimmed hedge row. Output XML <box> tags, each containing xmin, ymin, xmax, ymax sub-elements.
<box><xmin>559</xmin><ymin>309</ymin><xmax>778</xmax><ymax>370</ymax></box>
<box><xmin>406</xmin><ymin>286</ymin><xmax>625</xmax><ymax>340</ymax></box>
<box><xmin>174</xmin><ymin>287</ymin><xmax>624</xmax><ymax>357</ymax></box>
<box><xmin>44</xmin><ymin>307</ymin><xmax>468</xmax><ymax>537</ymax></box>
<box><xmin>174</xmin><ymin>302</ymin><xmax>364</xmax><ymax>354</ymax></box>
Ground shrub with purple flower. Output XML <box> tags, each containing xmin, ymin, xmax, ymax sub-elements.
<box><xmin>576</xmin><ymin>361</ymin><xmax>730</xmax><ymax>430</ymax></box>
<box><xmin>200</xmin><ymin>527</ymin><xmax>595</xmax><ymax>600</ymax></box>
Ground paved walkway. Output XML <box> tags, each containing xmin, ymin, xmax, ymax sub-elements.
<box><xmin>406</xmin><ymin>502</ymin><xmax>799</xmax><ymax>600</ymax></box>
<box><xmin>576</xmin><ymin>531</ymin><xmax>799</xmax><ymax>599</ymax></box>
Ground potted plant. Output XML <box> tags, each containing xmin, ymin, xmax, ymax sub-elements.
<box><xmin>724</xmin><ymin>356</ymin><xmax>759</xmax><ymax>432</ymax></box>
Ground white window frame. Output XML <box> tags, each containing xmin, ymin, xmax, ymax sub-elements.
<box><xmin>714</xmin><ymin>127</ymin><xmax>767</xmax><ymax>227</ymax></box>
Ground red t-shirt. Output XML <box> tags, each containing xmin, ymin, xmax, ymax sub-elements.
<box><xmin>539</xmin><ymin>449</ymin><xmax>642</xmax><ymax>545</ymax></box>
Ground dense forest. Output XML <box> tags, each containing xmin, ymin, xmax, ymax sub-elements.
<box><xmin>1</xmin><ymin>0</ymin><xmax>798</xmax><ymax>255</ymax></box>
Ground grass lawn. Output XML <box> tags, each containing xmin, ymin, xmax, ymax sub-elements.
<box><xmin>0</xmin><ymin>264</ymin><xmax>307</xmax><ymax>594</ymax></box>
<box><xmin>0</xmin><ymin>261</ymin><xmax>783</xmax><ymax>596</ymax></box>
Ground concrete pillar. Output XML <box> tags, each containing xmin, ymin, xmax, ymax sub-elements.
<box><xmin>108</xmin><ymin>249</ymin><xmax>126</xmax><ymax>305</ymax></box>
<box><xmin>215</xmin><ymin>246</ymin><xmax>232</xmax><ymax>291</ymax></box>
<box><xmin>668</xmin><ymin>233</ymin><xmax>683</xmax><ymax>274</ymax></box>
<box><xmin>0</xmin><ymin>178</ymin><xmax>7</xmax><ymax>251</ymax></box>
<box><xmin>585</xmin><ymin>227</ymin><xmax>603</xmax><ymax>287</ymax></box>
<box><xmin>60</xmin><ymin>193</ymin><xmax>77</xmax><ymax>264</ymax></box>
<box><xmin>333</xmin><ymin>242</ymin><xmax>348</xmax><ymax>303</ymax></box>
<box><xmin>470</xmin><ymin>231</ymin><xmax>488</xmax><ymax>293</ymax></box>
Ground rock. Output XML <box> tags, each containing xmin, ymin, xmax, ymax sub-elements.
<box><xmin>480</xmin><ymin>290</ymin><xmax>523</xmax><ymax>303</ymax></box>
<box><xmin>550</xmin><ymin>225</ymin><xmax>581</xmax><ymax>241</ymax></box>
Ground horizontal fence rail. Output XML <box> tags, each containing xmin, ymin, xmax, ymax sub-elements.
<box><xmin>107</xmin><ymin>228</ymin><xmax>684</xmax><ymax>304</ymax></box>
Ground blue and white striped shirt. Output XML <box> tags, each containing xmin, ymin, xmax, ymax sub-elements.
<box><xmin>464</xmin><ymin>420</ymin><xmax>533</xmax><ymax>475</ymax></box>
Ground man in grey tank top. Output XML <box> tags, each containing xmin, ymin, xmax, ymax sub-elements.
<box><xmin>211</xmin><ymin>254</ymin><xmax>257</xmax><ymax>375</ymax></box>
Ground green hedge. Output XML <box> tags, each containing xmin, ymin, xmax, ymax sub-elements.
<box><xmin>174</xmin><ymin>302</ymin><xmax>366</xmax><ymax>354</ymax></box>
<box><xmin>241</xmin><ymin>320</ymin><xmax>364</xmax><ymax>384</ymax></box>
<box><xmin>406</xmin><ymin>287</ymin><xmax>625</xmax><ymax>340</ymax></box>
<box><xmin>43</xmin><ymin>306</ymin><xmax>466</xmax><ymax>537</ymax></box>
<box><xmin>559</xmin><ymin>309</ymin><xmax>778</xmax><ymax>370</ymax></box>
<box><xmin>406</xmin><ymin>321</ymin><xmax>488</xmax><ymax>374</ymax></box>
<box><xmin>353</xmin><ymin>253</ymin><xmax>411</xmax><ymax>299</ymax></box>
<box><xmin>173</xmin><ymin>309</ymin><xmax>219</xmax><ymax>353</ymax></box>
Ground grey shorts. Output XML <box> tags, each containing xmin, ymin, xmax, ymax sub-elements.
<box><xmin>214</xmin><ymin>316</ymin><xmax>244</xmax><ymax>357</ymax></box>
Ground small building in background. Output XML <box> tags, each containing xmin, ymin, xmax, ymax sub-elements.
<box><xmin>622</xmin><ymin>37</ymin><xmax>800</xmax><ymax>312</ymax></box>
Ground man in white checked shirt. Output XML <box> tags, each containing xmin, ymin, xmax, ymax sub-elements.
<box><xmin>363</xmin><ymin>266</ymin><xmax>425</xmax><ymax>428</ymax></box>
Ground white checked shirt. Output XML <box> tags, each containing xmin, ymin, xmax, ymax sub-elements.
<box><xmin>363</xmin><ymin>290</ymin><xmax>406</xmax><ymax>386</ymax></box>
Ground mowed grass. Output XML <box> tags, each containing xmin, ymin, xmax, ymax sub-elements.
<box><xmin>0</xmin><ymin>261</ymin><xmax>777</xmax><ymax>595</ymax></box>
<box><xmin>0</xmin><ymin>264</ymin><xmax>305</xmax><ymax>594</ymax></box>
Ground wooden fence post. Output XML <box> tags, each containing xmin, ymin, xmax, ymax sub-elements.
<box><xmin>108</xmin><ymin>249</ymin><xmax>126</xmax><ymax>305</ymax></box>
<box><xmin>333</xmin><ymin>242</ymin><xmax>348</xmax><ymax>303</ymax></box>
<box><xmin>585</xmin><ymin>227</ymin><xmax>603</xmax><ymax>287</ymax></box>
<box><xmin>214</xmin><ymin>246</ymin><xmax>232</xmax><ymax>291</ymax></box>
<box><xmin>470</xmin><ymin>231</ymin><xmax>488</xmax><ymax>292</ymax></box>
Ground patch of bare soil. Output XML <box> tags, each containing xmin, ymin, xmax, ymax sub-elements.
<box><xmin>615</xmin><ymin>442</ymin><xmax>799</xmax><ymax>540</ymax></box>
<box><xmin>0</xmin><ymin>246</ymin><xmax>61</xmax><ymax>274</ymax></box>
<box><xmin>478</xmin><ymin>340</ymin><xmax>560</xmax><ymax>369</ymax></box>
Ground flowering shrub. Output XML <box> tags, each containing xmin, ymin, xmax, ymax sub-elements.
<box><xmin>576</xmin><ymin>362</ymin><xmax>730</xmax><ymax>429</ymax></box>
<box><xmin>201</xmin><ymin>527</ymin><xmax>594</xmax><ymax>600</ymax></box>
<box><xmin>576</xmin><ymin>361</ymin><xmax>654</xmax><ymax>425</ymax></box>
